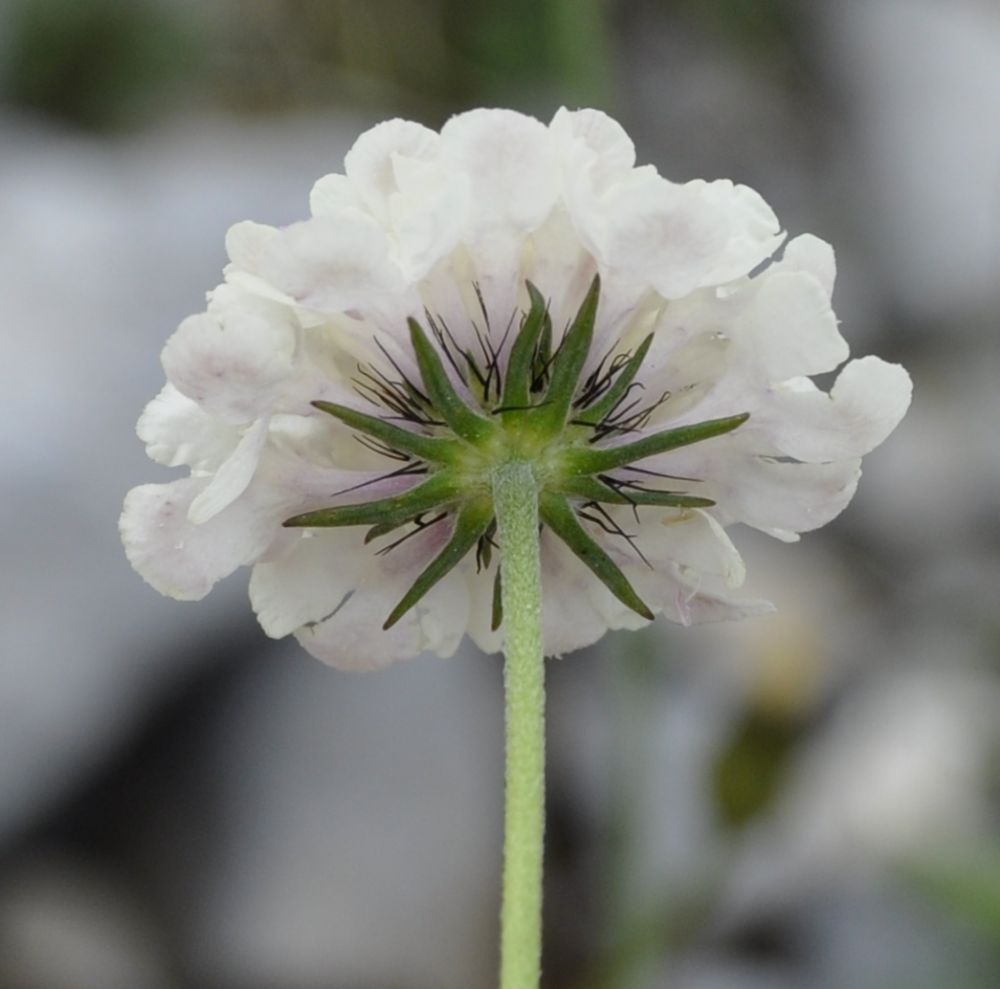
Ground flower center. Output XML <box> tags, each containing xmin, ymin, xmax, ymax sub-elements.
<box><xmin>284</xmin><ymin>276</ymin><xmax>749</xmax><ymax>630</ymax></box>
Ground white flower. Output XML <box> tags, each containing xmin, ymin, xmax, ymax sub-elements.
<box><xmin>121</xmin><ymin>107</ymin><xmax>911</xmax><ymax>669</ymax></box>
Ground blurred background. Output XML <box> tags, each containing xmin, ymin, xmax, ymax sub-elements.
<box><xmin>1</xmin><ymin>0</ymin><xmax>999</xmax><ymax>986</ymax></box>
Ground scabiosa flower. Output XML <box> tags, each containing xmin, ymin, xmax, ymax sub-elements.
<box><xmin>120</xmin><ymin>107</ymin><xmax>911</xmax><ymax>669</ymax></box>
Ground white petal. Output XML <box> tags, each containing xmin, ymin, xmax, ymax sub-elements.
<box><xmin>344</xmin><ymin>118</ymin><xmax>440</xmax><ymax>220</ymax></box>
<box><xmin>593</xmin><ymin>170</ymin><xmax>731</xmax><ymax>298</ymax></box>
<box><xmin>640</xmin><ymin>328</ymin><xmax>734</xmax><ymax>425</ymax></box>
<box><xmin>415</xmin><ymin>569</ymin><xmax>470</xmax><ymax>659</ymax></box>
<box><xmin>778</xmin><ymin>233</ymin><xmax>837</xmax><ymax>295</ymax></box>
<box><xmin>225</xmin><ymin>220</ymin><xmax>282</xmax><ymax>271</ymax></box>
<box><xmin>296</xmin><ymin>525</ymin><xmax>469</xmax><ymax>669</ymax></box>
<box><xmin>464</xmin><ymin>561</ymin><xmax>503</xmax><ymax>656</ymax></box>
<box><xmin>137</xmin><ymin>384</ymin><xmax>240</xmax><ymax>470</ymax></box>
<box><xmin>120</xmin><ymin>478</ymin><xmax>279</xmax><ymax>601</ymax></box>
<box><xmin>587</xmin><ymin>554</ymin><xmax>770</xmax><ymax>630</ymax></box>
<box><xmin>659</xmin><ymin>573</ymin><xmax>775</xmax><ymax>626</ymax></box>
<box><xmin>756</xmin><ymin>357</ymin><xmax>913</xmax><ymax>461</ymax></box>
<box><xmin>161</xmin><ymin>295</ymin><xmax>298</xmax><ymax>424</ymax></box>
<box><xmin>309</xmin><ymin>172</ymin><xmax>364</xmax><ymax>217</ymax></box>
<box><xmin>188</xmin><ymin>416</ymin><xmax>270</xmax><ymax>524</ymax></box>
<box><xmin>720</xmin><ymin>456</ymin><xmax>862</xmax><ymax>539</ymax></box>
<box><xmin>223</xmin><ymin>226</ymin><xmax>299</xmax><ymax>305</ymax></box>
<box><xmin>637</xmin><ymin>563</ymin><xmax>773</xmax><ymax>626</ymax></box>
<box><xmin>258</xmin><ymin>436</ymin><xmax>426</xmax><ymax>515</ymax></box>
<box><xmin>539</xmin><ymin>532</ymin><xmax>618</xmax><ymax>657</ymax></box>
<box><xmin>520</xmin><ymin>207</ymin><xmax>594</xmax><ymax>317</ymax></box>
<box><xmin>647</xmin><ymin>439</ymin><xmax>864</xmax><ymax>540</ymax></box>
<box><xmin>388</xmin><ymin>154</ymin><xmax>470</xmax><ymax>279</ymax></box>
<box><xmin>737</xmin><ymin>270</ymin><xmax>848</xmax><ymax>379</ymax></box>
<box><xmin>640</xmin><ymin>509</ymin><xmax>747</xmax><ymax>588</ymax></box>
<box><xmin>441</xmin><ymin>109</ymin><xmax>558</xmax><ymax>234</ymax></box>
<box><xmin>586</xmin><ymin>507</ymin><xmax>745</xmax><ymax>618</ymax></box>
<box><xmin>549</xmin><ymin>106</ymin><xmax>636</xmax><ymax>188</ymax></box>
<box><xmin>689</xmin><ymin>179</ymin><xmax>784</xmax><ymax>285</ymax></box>
<box><xmin>249</xmin><ymin>528</ymin><xmax>366</xmax><ymax>638</ymax></box>
<box><xmin>253</xmin><ymin>215</ymin><xmax>411</xmax><ymax>320</ymax></box>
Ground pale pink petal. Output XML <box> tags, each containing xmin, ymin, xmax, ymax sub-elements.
<box><xmin>654</xmin><ymin>442</ymin><xmax>863</xmax><ymax>541</ymax></box>
<box><xmin>188</xmin><ymin>416</ymin><xmax>270</xmax><ymax>524</ymax></box>
<box><xmin>722</xmin><ymin>456</ymin><xmax>862</xmax><ymax>540</ymax></box>
<box><xmin>309</xmin><ymin>172</ymin><xmax>364</xmax><ymax>217</ymax></box>
<box><xmin>120</xmin><ymin>478</ymin><xmax>281</xmax><ymax>601</ymax></box>
<box><xmin>777</xmin><ymin>233</ymin><xmax>837</xmax><ymax>294</ymax></box>
<box><xmin>631</xmin><ymin>563</ymin><xmax>773</xmax><ymax>626</ymax></box>
<box><xmin>586</xmin><ymin>556</ymin><xmax>771</xmax><ymax>630</ymax></box>
<box><xmin>296</xmin><ymin>524</ymin><xmax>469</xmax><ymax>670</ymax></box>
<box><xmin>137</xmin><ymin>384</ymin><xmax>240</xmax><ymax>470</ymax></box>
<box><xmin>464</xmin><ymin>560</ymin><xmax>504</xmax><ymax>656</ymax></box>
<box><xmin>539</xmin><ymin>532</ymin><xmax>621</xmax><ymax>657</ymax></box>
<box><xmin>225</xmin><ymin>220</ymin><xmax>282</xmax><ymax>271</ymax></box>
<box><xmin>249</xmin><ymin>528</ymin><xmax>367</xmax><ymax>638</ymax></box>
<box><xmin>441</xmin><ymin>108</ymin><xmax>558</xmax><ymax>234</ymax></box>
<box><xmin>344</xmin><ymin>118</ymin><xmax>440</xmax><ymax>220</ymax></box>
<box><xmin>755</xmin><ymin>357</ymin><xmax>913</xmax><ymax>461</ymax></box>
<box><xmin>161</xmin><ymin>294</ymin><xmax>298</xmax><ymax>424</ymax></box>
<box><xmin>593</xmin><ymin>170</ymin><xmax>731</xmax><ymax>299</ymax></box>
<box><xmin>636</xmin><ymin>509</ymin><xmax>747</xmax><ymax>588</ymax></box>
<box><xmin>549</xmin><ymin>106</ymin><xmax>636</xmax><ymax>188</ymax></box>
<box><xmin>736</xmin><ymin>270</ymin><xmax>848</xmax><ymax>380</ymax></box>
<box><xmin>689</xmin><ymin>179</ymin><xmax>784</xmax><ymax>286</ymax></box>
<box><xmin>388</xmin><ymin>154</ymin><xmax>470</xmax><ymax>279</ymax></box>
<box><xmin>639</xmin><ymin>327</ymin><xmax>734</xmax><ymax>425</ymax></box>
<box><xmin>253</xmin><ymin>215</ymin><xmax>415</xmax><ymax>325</ymax></box>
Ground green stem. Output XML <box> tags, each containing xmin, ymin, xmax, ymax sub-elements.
<box><xmin>493</xmin><ymin>461</ymin><xmax>546</xmax><ymax>989</ymax></box>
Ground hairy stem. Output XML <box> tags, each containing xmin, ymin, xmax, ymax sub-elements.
<box><xmin>493</xmin><ymin>460</ymin><xmax>546</xmax><ymax>989</ymax></box>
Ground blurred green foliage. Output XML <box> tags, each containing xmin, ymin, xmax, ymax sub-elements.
<box><xmin>905</xmin><ymin>846</ymin><xmax>1000</xmax><ymax>945</ymax></box>
<box><xmin>0</xmin><ymin>0</ymin><xmax>819</xmax><ymax>132</ymax></box>
<box><xmin>668</xmin><ymin>0</ymin><xmax>801</xmax><ymax>59</ymax></box>
<box><xmin>2</xmin><ymin>0</ymin><xmax>201</xmax><ymax>131</ymax></box>
<box><xmin>0</xmin><ymin>0</ymin><xmax>615</xmax><ymax>130</ymax></box>
<box><xmin>711</xmin><ymin>706</ymin><xmax>803</xmax><ymax>829</ymax></box>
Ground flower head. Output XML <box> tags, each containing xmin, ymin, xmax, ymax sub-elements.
<box><xmin>121</xmin><ymin>108</ymin><xmax>911</xmax><ymax>668</ymax></box>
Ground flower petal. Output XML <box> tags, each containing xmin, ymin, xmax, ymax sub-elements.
<box><xmin>539</xmin><ymin>532</ymin><xmax>623</xmax><ymax>657</ymax></box>
<box><xmin>648</xmin><ymin>440</ymin><xmax>864</xmax><ymax>541</ymax></box>
<box><xmin>344</xmin><ymin>118</ymin><xmax>440</xmax><ymax>221</ymax></box>
<box><xmin>588</xmin><ymin>556</ymin><xmax>772</xmax><ymax>629</ymax></box>
<box><xmin>225</xmin><ymin>220</ymin><xmax>282</xmax><ymax>272</ymax></box>
<box><xmin>120</xmin><ymin>478</ymin><xmax>280</xmax><ymax>601</ymax></box>
<box><xmin>388</xmin><ymin>154</ymin><xmax>469</xmax><ymax>280</ymax></box>
<box><xmin>688</xmin><ymin>179</ymin><xmax>784</xmax><ymax>286</ymax></box>
<box><xmin>441</xmin><ymin>108</ymin><xmax>558</xmax><ymax>235</ymax></box>
<box><xmin>249</xmin><ymin>528</ymin><xmax>366</xmax><ymax>638</ymax></box>
<box><xmin>778</xmin><ymin>233</ymin><xmax>837</xmax><ymax>295</ymax></box>
<box><xmin>464</xmin><ymin>560</ymin><xmax>504</xmax><ymax>656</ymax></box>
<box><xmin>652</xmin><ymin>571</ymin><xmax>775</xmax><ymax>626</ymax></box>
<box><xmin>188</xmin><ymin>416</ymin><xmax>270</xmax><ymax>524</ymax></box>
<box><xmin>717</xmin><ymin>455</ymin><xmax>862</xmax><ymax>540</ymax></box>
<box><xmin>549</xmin><ymin>106</ymin><xmax>636</xmax><ymax>190</ymax></box>
<box><xmin>736</xmin><ymin>270</ymin><xmax>847</xmax><ymax>380</ymax></box>
<box><xmin>638</xmin><ymin>508</ymin><xmax>747</xmax><ymax>589</ymax></box>
<box><xmin>755</xmin><ymin>357</ymin><xmax>913</xmax><ymax>461</ymax></box>
<box><xmin>252</xmin><ymin>215</ymin><xmax>412</xmax><ymax>323</ymax></box>
<box><xmin>295</xmin><ymin>526</ymin><xmax>469</xmax><ymax>670</ymax></box>
<box><xmin>161</xmin><ymin>289</ymin><xmax>298</xmax><ymax>424</ymax></box>
<box><xmin>589</xmin><ymin>168</ymin><xmax>731</xmax><ymax>299</ymax></box>
<box><xmin>309</xmin><ymin>172</ymin><xmax>364</xmax><ymax>217</ymax></box>
<box><xmin>137</xmin><ymin>384</ymin><xmax>240</xmax><ymax>470</ymax></box>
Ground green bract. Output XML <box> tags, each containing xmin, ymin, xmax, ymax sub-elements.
<box><xmin>284</xmin><ymin>277</ymin><xmax>749</xmax><ymax>629</ymax></box>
